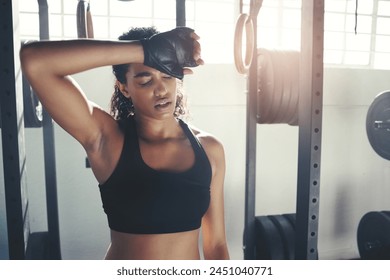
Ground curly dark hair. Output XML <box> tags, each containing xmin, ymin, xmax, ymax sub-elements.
<box><xmin>110</xmin><ymin>27</ymin><xmax>187</xmax><ymax>120</ymax></box>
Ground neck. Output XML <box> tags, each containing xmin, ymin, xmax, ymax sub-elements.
<box><xmin>134</xmin><ymin>115</ymin><xmax>182</xmax><ymax>141</ymax></box>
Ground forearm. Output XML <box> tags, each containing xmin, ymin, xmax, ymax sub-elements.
<box><xmin>20</xmin><ymin>39</ymin><xmax>144</xmax><ymax>77</ymax></box>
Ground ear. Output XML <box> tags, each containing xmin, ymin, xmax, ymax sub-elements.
<box><xmin>116</xmin><ymin>80</ymin><xmax>131</xmax><ymax>98</ymax></box>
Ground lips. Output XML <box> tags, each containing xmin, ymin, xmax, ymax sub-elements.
<box><xmin>154</xmin><ymin>98</ymin><xmax>172</xmax><ymax>109</ymax></box>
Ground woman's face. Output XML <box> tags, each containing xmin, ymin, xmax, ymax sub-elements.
<box><xmin>119</xmin><ymin>63</ymin><xmax>178</xmax><ymax>120</ymax></box>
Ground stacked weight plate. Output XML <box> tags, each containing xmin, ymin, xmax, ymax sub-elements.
<box><xmin>257</xmin><ymin>49</ymin><xmax>300</xmax><ymax>126</ymax></box>
<box><xmin>255</xmin><ymin>214</ymin><xmax>296</xmax><ymax>259</ymax></box>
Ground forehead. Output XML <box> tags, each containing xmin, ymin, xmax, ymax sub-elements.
<box><xmin>127</xmin><ymin>63</ymin><xmax>160</xmax><ymax>77</ymax></box>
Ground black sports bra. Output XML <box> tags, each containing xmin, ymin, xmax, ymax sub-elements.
<box><xmin>98</xmin><ymin>117</ymin><xmax>212</xmax><ymax>234</ymax></box>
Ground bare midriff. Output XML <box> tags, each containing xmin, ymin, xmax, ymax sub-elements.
<box><xmin>104</xmin><ymin>228</ymin><xmax>201</xmax><ymax>260</ymax></box>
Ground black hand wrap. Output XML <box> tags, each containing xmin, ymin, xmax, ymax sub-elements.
<box><xmin>140</xmin><ymin>27</ymin><xmax>198</xmax><ymax>80</ymax></box>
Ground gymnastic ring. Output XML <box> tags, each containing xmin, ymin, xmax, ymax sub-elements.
<box><xmin>234</xmin><ymin>13</ymin><xmax>254</xmax><ymax>74</ymax></box>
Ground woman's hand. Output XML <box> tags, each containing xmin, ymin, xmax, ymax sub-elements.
<box><xmin>141</xmin><ymin>27</ymin><xmax>203</xmax><ymax>79</ymax></box>
<box><xmin>183</xmin><ymin>32</ymin><xmax>204</xmax><ymax>76</ymax></box>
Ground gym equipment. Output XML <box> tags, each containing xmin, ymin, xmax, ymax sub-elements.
<box><xmin>357</xmin><ymin>211</ymin><xmax>390</xmax><ymax>259</ymax></box>
<box><xmin>234</xmin><ymin>13</ymin><xmax>255</xmax><ymax>74</ymax></box>
<box><xmin>1</xmin><ymin>0</ymin><xmax>28</xmax><ymax>259</ymax></box>
<box><xmin>0</xmin><ymin>0</ymin><xmax>61</xmax><ymax>260</ymax></box>
<box><xmin>176</xmin><ymin>0</ymin><xmax>186</xmax><ymax>27</ymax></box>
<box><xmin>38</xmin><ymin>0</ymin><xmax>61</xmax><ymax>260</ymax></box>
<box><xmin>255</xmin><ymin>214</ymin><xmax>296</xmax><ymax>259</ymax></box>
<box><xmin>77</xmin><ymin>0</ymin><xmax>94</xmax><ymax>39</ymax></box>
<box><xmin>0</xmin><ymin>65</ymin><xmax>43</xmax><ymax>129</ymax></box>
<box><xmin>237</xmin><ymin>0</ymin><xmax>324</xmax><ymax>260</ymax></box>
<box><xmin>257</xmin><ymin>49</ymin><xmax>299</xmax><ymax>126</ymax></box>
<box><xmin>357</xmin><ymin>92</ymin><xmax>390</xmax><ymax>260</ymax></box>
<box><xmin>366</xmin><ymin>90</ymin><xmax>390</xmax><ymax>161</ymax></box>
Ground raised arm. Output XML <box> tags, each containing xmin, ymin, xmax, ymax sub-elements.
<box><xmin>20</xmin><ymin>27</ymin><xmax>202</xmax><ymax>149</ymax></box>
<box><xmin>20</xmin><ymin>39</ymin><xmax>144</xmax><ymax>148</ymax></box>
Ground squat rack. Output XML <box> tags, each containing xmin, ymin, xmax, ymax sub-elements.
<box><xmin>0</xmin><ymin>0</ymin><xmax>29</xmax><ymax>260</ymax></box>
<box><xmin>239</xmin><ymin>0</ymin><xmax>324</xmax><ymax>259</ymax></box>
<box><xmin>1</xmin><ymin>0</ymin><xmax>61</xmax><ymax>260</ymax></box>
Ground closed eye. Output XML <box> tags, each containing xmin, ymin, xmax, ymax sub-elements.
<box><xmin>163</xmin><ymin>75</ymin><xmax>173</xmax><ymax>80</ymax></box>
<box><xmin>134</xmin><ymin>71</ymin><xmax>173</xmax><ymax>87</ymax></box>
<box><xmin>139</xmin><ymin>79</ymin><xmax>152</xmax><ymax>86</ymax></box>
<box><xmin>133</xmin><ymin>71</ymin><xmax>154</xmax><ymax>87</ymax></box>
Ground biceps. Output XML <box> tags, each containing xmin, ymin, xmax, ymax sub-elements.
<box><xmin>32</xmin><ymin>74</ymin><xmax>103</xmax><ymax>146</ymax></box>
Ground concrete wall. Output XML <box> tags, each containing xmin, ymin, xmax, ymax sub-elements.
<box><xmin>1</xmin><ymin>64</ymin><xmax>389</xmax><ymax>260</ymax></box>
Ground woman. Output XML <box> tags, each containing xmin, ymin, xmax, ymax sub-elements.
<box><xmin>20</xmin><ymin>26</ymin><xmax>229</xmax><ymax>260</ymax></box>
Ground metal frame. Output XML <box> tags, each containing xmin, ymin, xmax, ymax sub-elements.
<box><xmin>295</xmin><ymin>0</ymin><xmax>324</xmax><ymax>260</ymax></box>
<box><xmin>0</xmin><ymin>0</ymin><xmax>61</xmax><ymax>260</ymax></box>
<box><xmin>243</xmin><ymin>0</ymin><xmax>324</xmax><ymax>260</ymax></box>
<box><xmin>38</xmin><ymin>0</ymin><xmax>61</xmax><ymax>260</ymax></box>
<box><xmin>243</xmin><ymin>0</ymin><xmax>262</xmax><ymax>261</ymax></box>
<box><xmin>0</xmin><ymin>0</ymin><xmax>29</xmax><ymax>260</ymax></box>
<box><xmin>176</xmin><ymin>0</ymin><xmax>186</xmax><ymax>27</ymax></box>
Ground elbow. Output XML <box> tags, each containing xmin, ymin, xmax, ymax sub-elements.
<box><xmin>203</xmin><ymin>242</ymin><xmax>230</xmax><ymax>260</ymax></box>
<box><xmin>19</xmin><ymin>41</ymin><xmax>42</xmax><ymax>77</ymax></box>
<box><xmin>20</xmin><ymin>42</ymin><xmax>32</xmax><ymax>69</ymax></box>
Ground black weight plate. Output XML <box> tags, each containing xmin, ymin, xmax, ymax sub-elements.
<box><xmin>282</xmin><ymin>213</ymin><xmax>296</xmax><ymax>230</ymax></box>
<box><xmin>270</xmin><ymin>214</ymin><xmax>296</xmax><ymax>259</ymax></box>
<box><xmin>357</xmin><ymin>211</ymin><xmax>390</xmax><ymax>259</ymax></box>
<box><xmin>366</xmin><ymin>91</ymin><xmax>390</xmax><ymax>160</ymax></box>
<box><xmin>255</xmin><ymin>215</ymin><xmax>285</xmax><ymax>259</ymax></box>
<box><xmin>382</xmin><ymin>211</ymin><xmax>390</xmax><ymax>218</ymax></box>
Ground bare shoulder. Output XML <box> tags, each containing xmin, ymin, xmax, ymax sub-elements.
<box><xmin>187</xmin><ymin>123</ymin><xmax>225</xmax><ymax>169</ymax></box>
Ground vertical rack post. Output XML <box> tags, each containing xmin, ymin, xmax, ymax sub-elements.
<box><xmin>176</xmin><ymin>0</ymin><xmax>186</xmax><ymax>27</ymax></box>
<box><xmin>37</xmin><ymin>0</ymin><xmax>62</xmax><ymax>260</ymax></box>
<box><xmin>0</xmin><ymin>0</ymin><xmax>29</xmax><ymax>260</ymax></box>
<box><xmin>243</xmin><ymin>0</ymin><xmax>262</xmax><ymax>260</ymax></box>
<box><xmin>295</xmin><ymin>0</ymin><xmax>324</xmax><ymax>260</ymax></box>
<box><xmin>243</xmin><ymin>27</ymin><xmax>257</xmax><ymax>260</ymax></box>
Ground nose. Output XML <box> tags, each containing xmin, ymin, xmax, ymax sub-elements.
<box><xmin>154</xmin><ymin>80</ymin><xmax>168</xmax><ymax>97</ymax></box>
